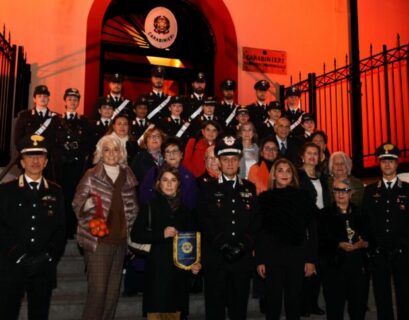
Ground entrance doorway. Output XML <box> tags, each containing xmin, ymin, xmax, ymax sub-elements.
<box><xmin>84</xmin><ymin>0</ymin><xmax>238</xmax><ymax>116</ymax></box>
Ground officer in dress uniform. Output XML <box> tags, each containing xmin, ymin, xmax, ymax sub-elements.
<box><xmin>282</xmin><ymin>86</ymin><xmax>305</xmax><ymax>137</ymax></box>
<box><xmin>185</xmin><ymin>72</ymin><xmax>207</xmax><ymax>119</ymax></box>
<box><xmin>259</xmin><ymin>101</ymin><xmax>282</xmax><ymax>140</ymax></box>
<box><xmin>54</xmin><ymin>88</ymin><xmax>91</xmax><ymax>238</ymax></box>
<box><xmin>216</xmin><ymin>79</ymin><xmax>240</xmax><ymax>130</ymax></box>
<box><xmin>0</xmin><ymin>134</ymin><xmax>66</xmax><ymax>320</ymax></box>
<box><xmin>92</xmin><ymin>73</ymin><xmax>133</xmax><ymax>119</ymax></box>
<box><xmin>362</xmin><ymin>143</ymin><xmax>409</xmax><ymax>320</ymax></box>
<box><xmin>188</xmin><ymin>97</ymin><xmax>221</xmax><ymax>139</ymax></box>
<box><xmin>90</xmin><ymin>97</ymin><xmax>115</xmax><ymax>145</ymax></box>
<box><xmin>296</xmin><ymin>112</ymin><xmax>316</xmax><ymax>145</ymax></box>
<box><xmin>197</xmin><ymin>135</ymin><xmax>259</xmax><ymax>320</ymax></box>
<box><xmin>14</xmin><ymin>85</ymin><xmax>60</xmax><ymax>179</ymax></box>
<box><xmin>247</xmin><ymin>80</ymin><xmax>270</xmax><ymax>133</ymax></box>
<box><xmin>130</xmin><ymin>95</ymin><xmax>152</xmax><ymax>142</ymax></box>
<box><xmin>146</xmin><ymin>66</ymin><xmax>171</xmax><ymax>125</ymax></box>
<box><xmin>158</xmin><ymin>95</ymin><xmax>186</xmax><ymax>137</ymax></box>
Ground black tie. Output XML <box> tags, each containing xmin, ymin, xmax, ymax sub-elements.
<box><xmin>280</xmin><ymin>142</ymin><xmax>287</xmax><ymax>155</ymax></box>
<box><xmin>139</xmin><ymin>120</ymin><xmax>144</xmax><ymax>126</ymax></box>
<box><xmin>386</xmin><ymin>182</ymin><xmax>392</xmax><ymax>189</ymax></box>
<box><xmin>69</xmin><ymin>113</ymin><xmax>75</xmax><ymax>120</ymax></box>
<box><xmin>104</xmin><ymin>120</ymin><xmax>109</xmax><ymax>127</ymax></box>
<box><xmin>175</xmin><ymin>119</ymin><xmax>180</xmax><ymax>125</ymax></box>
<box><xmin>29</xmin><ymin>182</ymin><xmax>39</xmax><ymax>191</ymax></box>
<box><xmin>225</xmin><ymin>180</ymin><xmax>235</xmax><ymax>189</ymax></box>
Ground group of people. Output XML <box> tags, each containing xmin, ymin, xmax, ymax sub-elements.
<box><xmin>0</xmin><ymin>65</ymin><xmax>408</xmax><ymax>320</ymax></box>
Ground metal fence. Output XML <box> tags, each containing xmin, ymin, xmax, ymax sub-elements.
<box><xmin>284</xmin><ymin>35</ymin><xmax>409</xmax><ymax>170</ymax></box>
<box><xmin>0</xmin><ymin>25</ymin><xmax>30</xmax><ymax>166</ymax></box>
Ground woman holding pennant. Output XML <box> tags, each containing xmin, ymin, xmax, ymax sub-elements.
<box><xmin>131</xmin><ymin>165</ymin><xmax>201</xmax><ymax>320</ymax></box>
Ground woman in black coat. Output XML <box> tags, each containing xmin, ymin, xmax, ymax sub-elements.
<box><xmin>256</xmin><ymin>158</ymin><xmax>317</xmax><ymax>320</ymax></box>
<box><xmin>298</xmin><ymin>142</ymin><xmax>331</xmax><ymax>316</ymax></box>
<box><xmin>318</xmin><ymin>178</ymin><xmax>369</xmax><ymax>320</ymax></box>
<box><xmin>131</xmin><ymin>166</ymin><xmax>201</xmax><ymax>320</ymax></box>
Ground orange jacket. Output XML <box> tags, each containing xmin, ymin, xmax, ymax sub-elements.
<box><xmin>248</xmin><ymin>161</ymin><xmax>270</xmax><ymax>195</ymax></box>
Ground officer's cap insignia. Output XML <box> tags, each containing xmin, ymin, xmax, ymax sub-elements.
<box><xmin>31</xmin><ymin>135</ymin><xmax>44</xmax><ymax>146</ymax></box>
<box><xmin>223</xmin><ymin>136</ymin><xmax>235</xmax><ymax>146</ymax></box>
<box><xmin>383</xmin><ymin>144</ymin><xmax>394</xmax><ymax>153</ymax></box>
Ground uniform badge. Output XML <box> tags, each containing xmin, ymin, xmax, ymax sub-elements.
<box><xmin>31</xmin><ymin>135</ymin><xmax>44</xmax><ymax>146</ymax></box>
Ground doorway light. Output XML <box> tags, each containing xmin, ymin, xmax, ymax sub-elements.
<box><xmin>146</xmin><ymin>56</ymin><xmax>185</xmax><ymax>68</ymax></box>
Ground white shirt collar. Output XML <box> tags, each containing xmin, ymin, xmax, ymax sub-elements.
<box><xmin>24</xmin><ymin>175</ymin><xmax>42</xmax><ymax>190</ymax></box>
<box><xmin>383</xmin><ymin>176</ymin><xmax>398</xmax><ymax>189</ymax></box>
<box><xmin>194</xmin><ymin>93</ymin><xmax>203</xmax><ymax>100</ymax></box>
<box><xmin>276</xmin><ymin>135</ymin><xmax>287</xmax><ymax>146</ymax></box>
<box><xmin>100</xmin><ymin>117</ymin><xmax>111</xmax><ymax>123</ymax></box>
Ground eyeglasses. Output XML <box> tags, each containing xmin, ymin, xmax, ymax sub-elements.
<box><xmin>165</xmin><ymin>150</ymin><xmax>180</xmax><ymax>156</ymax></box>
<box><xmin>333</xmin><ymin>187</ymin><xmax>351</xmax><ymax>194</ymax></box>
<box><xmin>148</xmin><ymin>134</ymin><xmax>161</xmax><ymax>140</ymax></box>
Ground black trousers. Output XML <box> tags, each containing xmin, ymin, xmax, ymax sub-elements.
<box><xmin>0</xmin><ymin>276</ymin><xmax>53</xmax><ymax>320</ymax></box>
<box><xmin>300</xmin><ymin>272</ymin><xmax>321</xmax><ymax>312</ymax></box>
<box><xmin>265</xmin><ymin>262</ymin><xmax>305</xmax><ymax>320</ymax></box>
<box><xmin>371</xmin><ymin>252</ymin><xmax>409</xmax><ymax>320</ymax></box>
<box><xmin>322</xmin><ymin>267</ymin><xmax>369</xmax><ymax>320</ymax></box>
<box><xmin>203</xmin><ymin>262</ymin><xmax>251</xmax><ymax>320</ymax></box>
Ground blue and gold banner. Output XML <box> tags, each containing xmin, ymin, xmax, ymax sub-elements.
<box><xmin>173</xmin><ymin>232</ymin><xmax>201</xmax><ymax>270</ymax></box>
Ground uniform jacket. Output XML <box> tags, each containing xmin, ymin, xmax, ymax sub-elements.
<box><xmin>147</xmin><ymin>91</ymin><xmax>170</xmax><ymax>125</ymax></box>
<box><xmin>197</xmin><ymin>176</ymin><xmax>259</xmax><ymax>269</ymax></box>
<box><xmin>0</xmin><ymin>175</ymin><xmax>66</xmax><ymax>284</ymax></box>
<box><xmin>54</xmin><ymin>112</ymin><xmax>92</xmax><ymax>163</ymax></box>
<box><xmin>14</xmin><ymin>108</ymin><xmax>60</xmax><ymax>148</ymax></box>
<box><xmin>72</xmin><ymin>163</ymin><xmax>138</xmax><ymax>252</ymax></box>
<box><xmin>362</xmin><ymin>178</ymin><xmax>409</xmax><ymax>252</ymax></box>
<box><xmin>247</xmin><ymin>102</ymin><xmax>268</xmax><ymax>132</ymax></box>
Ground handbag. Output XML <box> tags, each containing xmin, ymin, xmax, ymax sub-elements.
<box><xmin>128</xmin><ymin>204</ymin><xmax>152</xmax><ymax>255</ymax></box>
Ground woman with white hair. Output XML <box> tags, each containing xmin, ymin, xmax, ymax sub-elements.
<box><xmin>73</xmin><ymin>135</ymin><xmax>138</xmax><ymax>320</ymax></box>
<box><xmin>328</xmin><ymin>151</ymin><xmax>364</xmax><ymax>207</ymax></box>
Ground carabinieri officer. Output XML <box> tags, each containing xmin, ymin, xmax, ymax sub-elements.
<box><xmin>362</xmin><ymin>143</ymin><xmax>409</xmax><ymax>320</ymax></box>
<box><xmin>0</xmin><ymin>134</ymin><xmax>66</xmax><ymax>319</ymax></box>
<box><xmin>197</xmin><ymin>135</ymin><xmax>259</xmax><ymax>320</ymax></box>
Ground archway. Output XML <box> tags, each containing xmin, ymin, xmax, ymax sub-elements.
<box><xmin>84</xmin><ymin>0</ymin><xmax>238</xmax><ymax>116</ymax></box>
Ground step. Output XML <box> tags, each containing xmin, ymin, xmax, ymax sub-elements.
<box><xmin>57</xmin><ymin>256</ymin><xmax>85</xmax><ymax>275</ymax></box>
<box><xmin>18</xmin><ymin>293</ymin><xmax>263</xmax><ymax>320</ymax></box>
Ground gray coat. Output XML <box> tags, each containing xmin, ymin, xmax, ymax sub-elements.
<box><xmin>72</xmin><ymin>162</ymin><xmax>138</xmax><ymax>252</ymax></box>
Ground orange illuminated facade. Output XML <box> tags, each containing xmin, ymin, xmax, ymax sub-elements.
<box><xmin>1</xmin><ymin>0</ymin><xmax>409</xmax><ymax>168</ymax></box>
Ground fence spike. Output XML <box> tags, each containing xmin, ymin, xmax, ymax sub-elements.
<box><xmin>370</xmin><ymin>44</ymin><xmax>373</xmax><ymax>56</ymax></box>
<box><xmin>290</xmin><ymin>75</ymin><xmax>293</xmax><ymax>85</ymax></box>
<box><xmin>334</xmin><ymin>58</ymin><xmax>337</xmax><ymax>70</ymax></box>
<box><xmin>323</xmin><ymin>63</ymin><xmax>326</xmax><ymax>74</ymax></box>
<box><xmin>299</xmin><ymin>72</ymin><xmax>301</xmax><ymax>82</ymax></box>
<box><xmin>345</xmin><ymin>54</ymin><xmax>348</xmax><ymax>65</ymax></box>
<box><xmin>8</xmin><ymin>31</ymin><xmax>11</xmax><ymax>43</ymax></box>
<box><xmin>3</xmin><ymin>24</ymin><xmax>5</xmax><ymax>36</ymax></box>
<box><xmin>397</xmin><ymin>33</ymin><xmax>400</xmax><ymax>47</ymax></box>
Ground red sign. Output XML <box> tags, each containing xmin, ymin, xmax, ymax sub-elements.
<box><xmin>242</xmin><ymin>47</ymin><xmax>287</xmax><ymax>74</ymax></box>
